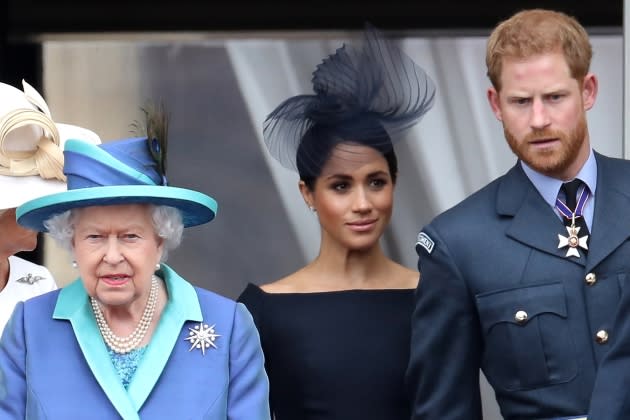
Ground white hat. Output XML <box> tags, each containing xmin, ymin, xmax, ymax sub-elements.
<box><xmin>0</xmin><ymin>80</ymin><xmax>101</xmax><ymax>210</ymax></box>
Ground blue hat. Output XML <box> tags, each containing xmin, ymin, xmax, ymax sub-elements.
<box><xmin>17</xmin><ymin>136</ymin><xmax>217</xmax><ymax>231</ymax></box>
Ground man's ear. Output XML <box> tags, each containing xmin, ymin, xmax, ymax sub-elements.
<box><xmin>487</xmin><ymin>87</ymin><xmax>503</xmax><ymax>121</ymax></box>
<box><xmin>581</xmin><ymin>73</ymin><xmax>598</xmax><ymax>111</ymax></box>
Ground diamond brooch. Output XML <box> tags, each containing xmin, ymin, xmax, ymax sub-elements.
<box><xmin>184</xmin><ymin>322</ymin><xmax>221</xmax><ymax>355</ymax></box>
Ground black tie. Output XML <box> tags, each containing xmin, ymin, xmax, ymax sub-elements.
<box><xmin>561</xmin><ymin>179</ymin><xmax>590</xmax><ymax>239</ymax></box>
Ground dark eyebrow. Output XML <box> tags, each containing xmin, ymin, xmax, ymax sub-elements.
<box><xmin>324</xmin><ymin>170</ymin><xmax>389</xmax><ymax>181</ymax></box>
<box><xmin>367</xmin><ymin>170</ymin><xmax>389</xmax><ymax>177</ymax></box>
<box><xmin>324</xmin><ymin>174</ymin><xmax>353</xmax><ymax>181</ymax></box>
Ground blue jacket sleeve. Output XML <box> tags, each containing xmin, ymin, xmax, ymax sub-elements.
<box><xmin>407</xmin><ymin>225</ymin><xmax>483</xmax><ymax>419</ymax></box>
<box><xmin>227</xmin><ymin>302</ymin><xmax>271</xmax><ymax>420</ymax></box>
<box><xmin>0</xmin><ymin>302</ymin><xmax>26</xmax><ymax>419</ymax></box>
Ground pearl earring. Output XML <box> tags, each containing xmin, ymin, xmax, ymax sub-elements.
<box><xmin>72</xmin><ymin>261</ymin><xmax>78</xmax><ymax>269</ymax></box>
<box><xmin>155</xmin><ymin>263</ymin><xmax>160</xmax><ymax>270</ymax></box>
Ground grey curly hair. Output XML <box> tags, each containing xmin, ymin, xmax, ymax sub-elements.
<box><xmin>44</xmin><ymin>205</ymin><xmax>184</xmax><ymax>262</ymax></box>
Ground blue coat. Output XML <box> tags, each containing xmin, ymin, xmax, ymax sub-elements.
<box><xmin>0</xmin><ymin>264</ymin><xmax>271</xmax><ymax>420</ymax></box>
<box><xmin>407</xmin><ymin>153</ymin><xmax>630</xmax><ymax>420</ymax></box>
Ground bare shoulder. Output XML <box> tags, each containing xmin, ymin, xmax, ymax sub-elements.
<box><xmin>390</xmin><ymin>262</ymin><xmax>420</xmax><ymax>289</ymax></box>
<box><xmin>259</xmin><ymin>269</ymin><xmax>309</xmax><ymax>293</ymax></box>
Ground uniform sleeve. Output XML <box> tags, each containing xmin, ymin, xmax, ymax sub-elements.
<box><xmin>227</xmin><ymin>302</ymin><xmax>271</xmax><ymax>420</ymax></box>
<box><xmin>588</xmin><ymin>284</ymin><xmax>630</xmax><ymax>418</ymax></box>
<box><xmin>0</xmin><ymin>302</ymin><xmax>27</xmax><ymax>419</ymax></box>
<box><xmin>406</xmin><ymin>225</ymin><xmax>483</xmax><ymax>419</ymax></box>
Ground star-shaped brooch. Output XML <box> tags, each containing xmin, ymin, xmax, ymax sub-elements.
<box><xmin>16</xmin><ymin>273</ymin><xmax>45</xmax><ymax>285</ymax></box>
<box><xmin>558</xmin><ymin>225</ymin><xmax>588</xmax><ymax>258</ymax></box>
<box><xmin>184</xmin><ymin>322</ymin><xmax>221</xmax><ymax>355</ymax></box>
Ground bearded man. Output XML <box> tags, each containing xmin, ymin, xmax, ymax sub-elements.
<box><xmin>407</xmin><ymin>9</ymin><xmax>630</xmax><ymax>420</ymax></box>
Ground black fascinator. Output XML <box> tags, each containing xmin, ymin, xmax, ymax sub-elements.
<box><xmin>263</xmin><ymin>25</ymin><xmax>436</xmax><ymax>176</ymax></box>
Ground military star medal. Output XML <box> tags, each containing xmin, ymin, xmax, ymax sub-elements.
<box><xmin>555</xmin><ymin>184</ymin><xmax>591</xmax><ymax>259</ymax></box>
<box><xmin>184</xmin><ymin>322</ymin><xmax>221</xmax><ymax>355</ymax></box>
<box><xmin>557</xmin><ymin>224</ymin><xmax>588</xmax><ymax>258</ymax></box>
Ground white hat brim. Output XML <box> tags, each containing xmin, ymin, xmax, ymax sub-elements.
<box><xmin>0</xmin><ymin>123</ymin><xmax>101</xmax><ymax>210</ymax></box>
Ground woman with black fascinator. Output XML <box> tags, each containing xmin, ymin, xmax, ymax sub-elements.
<box><xmin>239</xmin><ymin>26</ymin><xmax>435</xmax><ymax>419</ymax></box>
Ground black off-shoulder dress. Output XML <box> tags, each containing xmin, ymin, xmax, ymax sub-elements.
<box><xmin>238</xmin><ymin>283</ymin><xmax>414</xmax><ymax>420</ymax></box>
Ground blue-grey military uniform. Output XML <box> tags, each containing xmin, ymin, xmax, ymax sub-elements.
<box><xmin>588</xmin><ymin>267</ymin><xmax>630</xmax><ymax>418</ymax></box>
<box><xmin>407</xmin><ymin>152</ymin><xmax>630</xmax><ymax>419</ymax></box>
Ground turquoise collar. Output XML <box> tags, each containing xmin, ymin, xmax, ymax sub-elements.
<box><xmin>53</xmin><ymin>263</ymin><xmax>202</xmax><ymax>418</ymax></box>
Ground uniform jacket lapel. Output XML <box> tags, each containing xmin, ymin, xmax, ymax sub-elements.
<box><xmin>498</xmin><ymin>163</ymin><xmax>587</xmax><ymax>266</ymax></box>
<box><xmin>586</xmin><ymin>153</ymin><xmax>630</xmax><ymax>272</ymax></box>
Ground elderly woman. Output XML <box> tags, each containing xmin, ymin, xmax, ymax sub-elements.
<box><xmin>0</xmin><ymin>114</ymin><xmax>270</xmax><ymax>419</ymax></box>
<box><xmin>0</xmin><ymin>80</ymin><xmax>100</xmax><ymax>333</ymax></box>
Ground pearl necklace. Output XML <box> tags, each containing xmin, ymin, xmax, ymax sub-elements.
<box><xmin>90</xmin><ymin>275</ymin><xmax>159</xmax><ymax>354</ymax></box>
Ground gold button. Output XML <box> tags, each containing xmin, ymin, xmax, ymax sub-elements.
<box><xmin>585</xmin><ymin>272</ymin><xmax>597</xmax><ymax>285</ymax></box>
<box><xmin>596</xmin><ymin>330</ymin><xmax>609</xmax><ymax>344</ymax></box>
<box><xmin>514</xmin><ymin>310</ymin><xmax>528</xmax><ymax>324</ymax></box>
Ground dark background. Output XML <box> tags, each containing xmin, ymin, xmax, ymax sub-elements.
<box><xmin>5</xmin><ymin>1</ymin><xmax>623</xmax><ymax>34</ymax></box>
<box><xmin>2</xmin><ymin>0</ymin><xmax>622</xmax><ymax>99</ymax></box>
<box><xmin>2</xmin><ymin>1</ymin><xmax>623</xmax><ymax>88</ymax></box>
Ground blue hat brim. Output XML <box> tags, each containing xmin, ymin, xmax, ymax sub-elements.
<box><xmin>17</xmin><ymin>185</ymin><xmax>217</xmax><ymax>232</ymax></box>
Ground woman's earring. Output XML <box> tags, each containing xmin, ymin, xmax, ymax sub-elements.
<box><xmin>155</xmin><ymin>263</ymin><xmax>160</xmax><ymax>270</ymax></box>
<box><xmin>309</xmin><ymin>206</ymin><xmax>316</xmax><ymax>213</ymax></box>
<box><xmin>71</xmin><ymin>261</ymin><xmax>78</xmax><ymax>269</ymax></box>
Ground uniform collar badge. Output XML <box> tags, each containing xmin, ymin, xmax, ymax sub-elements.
<box><xmin>16</xmin><ymin>273</ymin><xmax>45</xmax><ymax>285</ymax></box>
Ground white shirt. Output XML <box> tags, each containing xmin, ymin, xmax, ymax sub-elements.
<box><xmin>0</xmin><ymin>256</ymin><xmax>57</xmax><ymax>335</ymax></box>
